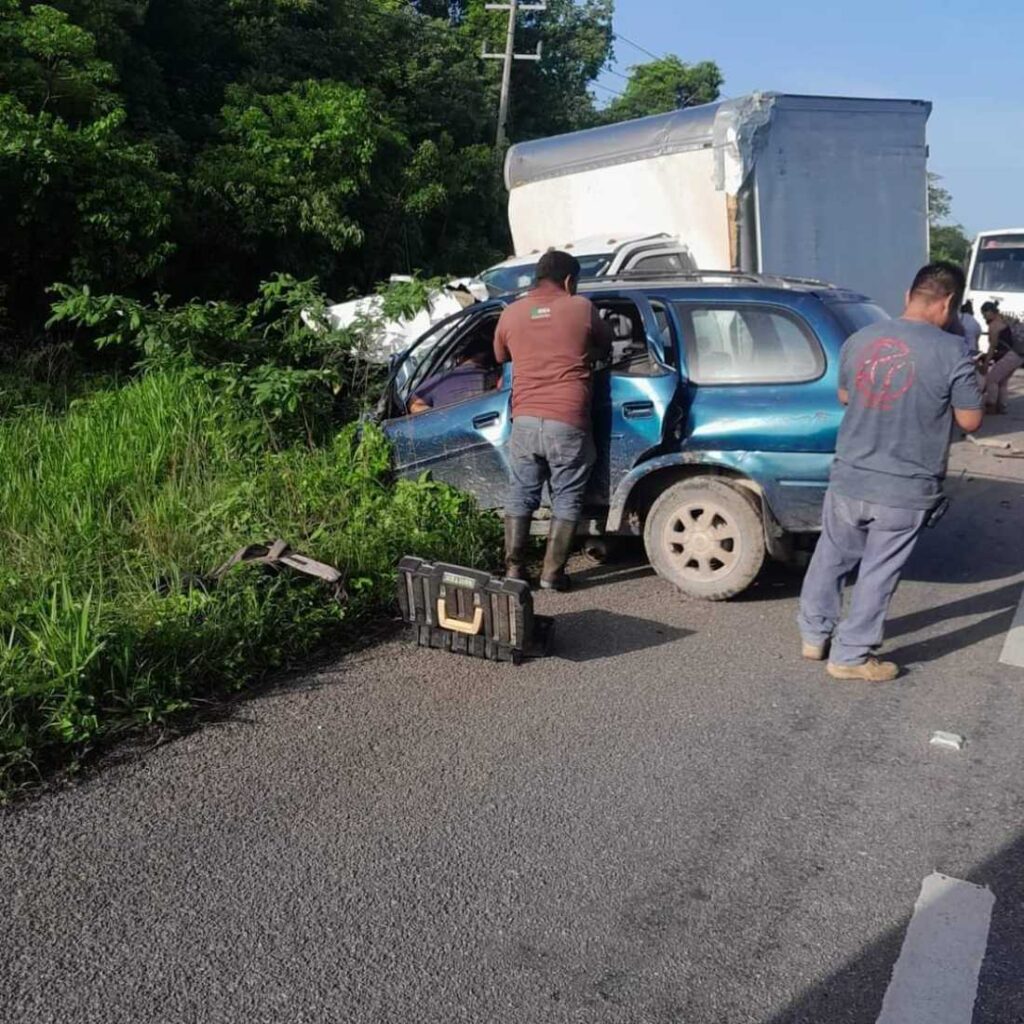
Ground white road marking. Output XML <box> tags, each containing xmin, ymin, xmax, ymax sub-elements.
<box><xmin>998</xmin><ymin>584</ymin><xmax>1024</xmax><ymax>668</ymax></box>
<box><xmin>876</xmin><ymin>873</ymin><xmax>994</xmax><ymax>1024</ymax></box>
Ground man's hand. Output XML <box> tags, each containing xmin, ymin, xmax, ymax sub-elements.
<box><xmin>838</xmin><ymin>387</ymin><xmax>850</xmax><ymax>406</ymax></box>
<box><xmin>407</xmin><ymin>396</ymin><xmax>431</xmax><ymax>415</ymax></box>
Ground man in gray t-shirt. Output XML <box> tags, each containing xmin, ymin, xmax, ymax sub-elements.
<box><xmin>798</xmin><ymin>263</ymin><xmax>983</xmax><ymax>682</ymax></box>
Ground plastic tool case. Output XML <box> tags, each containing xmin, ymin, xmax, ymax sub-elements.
<box><xmin>397</xmin><ymin>557</ymin><xmax>553</xmax><ymax>663</ymax></box>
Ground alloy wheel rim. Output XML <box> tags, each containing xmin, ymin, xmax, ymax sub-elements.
<box><xmin>661</xmin><ymin>499</ymin><xmax>741</xmax><ymax>581</ymax></box>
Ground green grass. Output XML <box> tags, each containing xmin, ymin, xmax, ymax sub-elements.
<box><xmin>0</xmin><ymin>369</ymin><xmax>501</xmax><ymax>796</ymax></box>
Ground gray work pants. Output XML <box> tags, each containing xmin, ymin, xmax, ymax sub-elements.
<box><xmin>798</xmin><ymin>490</ymin><xmax>927</xmax><ymax>665</ymax></box>
<box><xmin>505</xmin><ymin>416</ymin><xmax>596</xmax><ymax>521</ymax></box>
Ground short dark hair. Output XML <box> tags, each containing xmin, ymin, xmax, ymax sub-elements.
<box><xmin>961</xmin><ymin>299</ymin><xmax>974</xmax><ymax>315</ymax></box>
<box><xmin>981</xmin><ymin>301</ymin><xmax>1000</xmax><ymax>316</ymax></box>
<box><xmin>536</xmin><ymin>249</ymin><xmax>582</xmax><ymax>287</ymax></box>
<box><xmin>909</xmin><ymin>261</ymin><xmax>965</xmax><ymax>302</ymax></box>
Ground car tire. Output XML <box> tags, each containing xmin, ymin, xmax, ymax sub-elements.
<box><xmin>643</xmin><ymin>477</ymin><xmax>766</xmax><ymax>600</ymax></box>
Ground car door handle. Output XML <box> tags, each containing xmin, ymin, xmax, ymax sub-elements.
<box><xmin>622</xmin><ymin>401</ymin><xmax>655</xmax><ymax>419</ymax></box>
<box><xmin>472</xmin><ymin>412</ymin><xmax>500</xmax><ymax>429</ymax></box>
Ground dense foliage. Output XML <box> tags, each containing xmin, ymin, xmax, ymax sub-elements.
<box><xmin>0</xmin><ymin>0</ymin><xmax>636</xmax><ymax>342</ymax></box>
<box><xmin>928</xmin><ymin>173</ymin><xmax>971</xmax><ymax>267</ymax></box>
<box><xmin>600</xmin><ymin>55</ymin><xmax>722</xmax><ymax>123</ymax></box>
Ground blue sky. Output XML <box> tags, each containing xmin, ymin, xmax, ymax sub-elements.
<box><xmin>600</xmin><ymin>0</ymin><xmax>1024</xmax><ymax>235</ymax></box>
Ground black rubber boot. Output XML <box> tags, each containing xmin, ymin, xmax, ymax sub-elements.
<box><xmin>540</xmin><ymin>519</ymin><xmax>578</xmax><ymax>591</ymax></box>
<box><xmin>504</xmin><ymin>516</ymin><xmax>533</xmax><ymax>582</ymax></box>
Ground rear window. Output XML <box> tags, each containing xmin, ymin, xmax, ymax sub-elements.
<box><xmin>828</xmin><ymin>301</ymin><xmax>890</xmax><ymax>336</ymax></box>
<box><xmin>673</xmin><ymin>303</ymin><xmax>824</xmax><ymax>385</ymax></box>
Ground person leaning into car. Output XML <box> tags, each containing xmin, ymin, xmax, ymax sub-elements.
<box><xmin>494</xmin><ymin>250</ymin><xmax>613</xmax><ymax>591</ymax></box>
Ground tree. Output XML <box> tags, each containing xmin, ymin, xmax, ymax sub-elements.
<box><xmin>0</xmin><ymin>0</ymin><xmax>630</xmax><ymax>338</ymax></box>
<box><xmin>927</xmin><ymin>172</ymin><xmax>971</xmax><ymax>266</ymax></box>
<box><xmin>0</xmin><ymin>2</ymin><xmax>173</xmax><ymax>339</ymax></box>
<box><xmin>931</xmin><ymin>224</ymin><xmax>971</xmax><ymax>266</ymax></box>
<box><xmin>602</xmin><ymin>56</ymin><xmax>723</xmax><ymax>123</ymax></box>
<box><xmin>927</xmin><ymin>172</ymin><xmax>952</xmax><ymax>227</ymax></box>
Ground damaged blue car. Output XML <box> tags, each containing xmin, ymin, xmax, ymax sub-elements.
<box><xmin>373</xmin><ymin>271</ymin><xmax>887</xmax><ymax>600</ymax></box>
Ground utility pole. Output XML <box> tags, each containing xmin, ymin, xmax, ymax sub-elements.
<box><xmin>482</xmin><ymin>1</ymin><xmax>545</xmax><ymax>150</ymax></box>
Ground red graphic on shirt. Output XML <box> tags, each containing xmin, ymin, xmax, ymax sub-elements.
<box><xmin>854</xmin><ymin>337</ymin><xmax>916</xmax><ymax>410</ymax></box>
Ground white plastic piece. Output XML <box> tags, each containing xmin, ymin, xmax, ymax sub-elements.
<box><xmin>930</xmin><ymin>731</ymin><xmax>966</xmax><ymax>751</ymax></box>
<box><xmin>966</xmin><ymin>435</ymin><xmax>1011</xmax><ymax>449</ymax></box>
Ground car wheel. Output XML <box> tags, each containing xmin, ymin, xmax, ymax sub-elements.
<box><xmin>643</xmin><ymin>477</ymin><xmax>766</xmax><ymax>600</ymax></box>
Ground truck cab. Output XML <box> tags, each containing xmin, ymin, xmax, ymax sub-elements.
<box><xmin>375</xmin><ymin>272</ymin><xmax>887</xmax><ymax>600</ymax></box>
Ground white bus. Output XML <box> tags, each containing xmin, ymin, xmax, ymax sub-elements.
<box><xmin>964</xmin><ymin>229</ymin><xmax>1024</xmax><ymax>345</ymax></box>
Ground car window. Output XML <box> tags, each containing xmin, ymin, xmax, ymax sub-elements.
<box><xmin>827</xmin><ymin>301</ymin><xmax>890</xmax><ymax>336</ymax></box>
<box><xmin>675</xmin><ymin>303</ymin><xmax>824</xmax><ymax>385</ymax></box>
<box><xmin>594</xmin><ymin>299</ymin><xmax>663</xmax><ymax>376</ymax></box>
<box><xmin>399</xmin><ymin>313</ymin><xmax>502</xmax><ymax>405</ymax></box>
<box><xmin>629</xmin><ymin>252</ymin><xmax>696</xmax><ymax>274</ymax></box>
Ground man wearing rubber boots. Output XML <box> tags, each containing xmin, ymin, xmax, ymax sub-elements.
<box><xmin>494</xmin><ymin>250</ymin><xmax>613</xmax><ymax>590</ymax></box>
<box><xmin>797</xmin><ymin>262</ymin><xmax>983</xmax><ymax>681</ymax></box>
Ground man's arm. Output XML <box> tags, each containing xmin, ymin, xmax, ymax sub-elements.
<box><xmin>954</xmin><ymin>407</ymin><xmax>983</xmax><ymax>432</ymax></box>
<box><xmin>950</xmin><ymin>353</ymin><xmax>984</xmax><ymax>433</ymax></box>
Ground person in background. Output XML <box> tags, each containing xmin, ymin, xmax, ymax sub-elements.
<box><xmin>960</xmin><ymin>300</ymin><xmax>982</xmax><ymax>358</ymax></box>
<box><xmin>797</xmin><ymin>262</ymin><xmax>982</xmax><ymax>682</ymax></box>
<box><xmin>980</xmin><ymin>302</ymin><xmax>1024</xmax><ymax>414</ymax></box>
<box><xmin>494</xmin><ymin>250</ymin><xmax>613</xmax><ymax>590</ymax></box>
<box><xmin>407</xmin><ymin>335</ymin><xmax>498</xmax><ymax>414</ymax></box>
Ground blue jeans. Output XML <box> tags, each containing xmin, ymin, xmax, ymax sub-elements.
<box><xmin>798</xmin><ymin>490</ymin><xmax>927</xmax><ymax>665</ymax></box>
<box><xmin>505</xmin><ymin>416</ymin><xmax>596</xmax><ymax>521</ymax></box>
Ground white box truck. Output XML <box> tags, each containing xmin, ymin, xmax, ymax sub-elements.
<box><xmin>504</xmin><ymin>92</ymin><xmax>931</xmax><ymax>316</ymax></box>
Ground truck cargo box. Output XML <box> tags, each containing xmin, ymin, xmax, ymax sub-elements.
<box><xmin>505</xmin><ymin>93</ymin><xmax>931</xmax><ymax>315</ymax></box>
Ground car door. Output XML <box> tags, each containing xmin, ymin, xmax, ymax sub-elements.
<box><xmin>668</xmin><ymin>294</ymin><xmax>842</xmax><ymax>530</ymax></box>
<box><xmin>587</xmin><ymin>291</ymin><xmax>682</xmax><ymax>506</ymax></box>
<box><xmin>381</xmin><ymin>304</ymin><xmax>512</xmax><ymax>510</ymax></box>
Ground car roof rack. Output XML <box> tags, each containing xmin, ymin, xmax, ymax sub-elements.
<box><xmin>586</xmin><ymin>268</ymin><xmax>836</xmax><ymax>289</ymax></box>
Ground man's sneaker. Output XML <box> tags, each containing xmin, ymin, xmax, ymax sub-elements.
<box><xmin>827</xmin><ymin>657</ymin><xmax>899</xmax><ymax>682</ymax></box>
<box><xmin>802</xmin><ymin>640</ymin><xmax>828</xmax><ymax>661</ymax></box>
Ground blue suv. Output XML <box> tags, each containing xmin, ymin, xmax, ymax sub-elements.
<box><xmin>375</xmin><ymin>271</ymin><xmax>887</xmax><ymax>600</ymax></box>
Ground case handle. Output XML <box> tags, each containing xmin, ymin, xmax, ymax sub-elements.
<box><xmin>436</xmin><ymin>599</ymin><xmax>484</xmax><ymax>635</ymax></box>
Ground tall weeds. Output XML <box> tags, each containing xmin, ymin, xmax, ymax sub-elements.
<box><xmin>0</xmin><ymin>368</ymin><xmax>500</xmax><ymax>796</ymax></box>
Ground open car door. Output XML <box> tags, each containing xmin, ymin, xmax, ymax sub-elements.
<box><xmin>380</xmin><ymin>301</ymin><xmax>512</xmax><ymax>510</ymax></box>
<box><xmin>586</xmin><ymin>292</ymin><xmax>683</xmax><ymax>510</ymax></box>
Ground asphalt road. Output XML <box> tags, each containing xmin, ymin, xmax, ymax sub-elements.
<box><xmin>4</xmin><ymin>410</ymin><xmax>1024</xmax><ymax>1024</ymax></box>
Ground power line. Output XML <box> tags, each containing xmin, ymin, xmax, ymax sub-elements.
<box><xmin>613</xmin><ymin>32</ymin><xmax>663</xmax><ymax>63</ymax></box>
<box><xmin>591</xmin><ymin>80</ymin><xmax>624</xmax><ymax>99</ymax></box>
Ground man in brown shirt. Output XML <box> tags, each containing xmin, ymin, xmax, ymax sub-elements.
<box><xmin>494</xmin><ymin>250</ymin><xmax>613</xmax><ymax>590</ymax></box>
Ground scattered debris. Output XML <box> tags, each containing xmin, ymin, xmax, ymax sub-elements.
<box><xmin>966</xmin><ymin>435</ymin><xmax>1012</xmax><ymax>450</ymax></box>
<box><xmin>930</xmin><ymin>730</ymin><xmax>966</xmax><ymax>751</ymax></box>
<box><xmin>992</xmin><ymin>449</ymin><xmax>1024</xmax><ymax>460</ymax></box>
<box><xmin>212</xmin><ymin>540</ymin><xmax>347</xmax><ymax>601</ymax></box>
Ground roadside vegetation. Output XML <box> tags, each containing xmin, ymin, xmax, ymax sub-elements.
<box><xmin>0</xmin><ymin>279</ymin><xmax>502</xmax><ymax>796</ymax></box>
